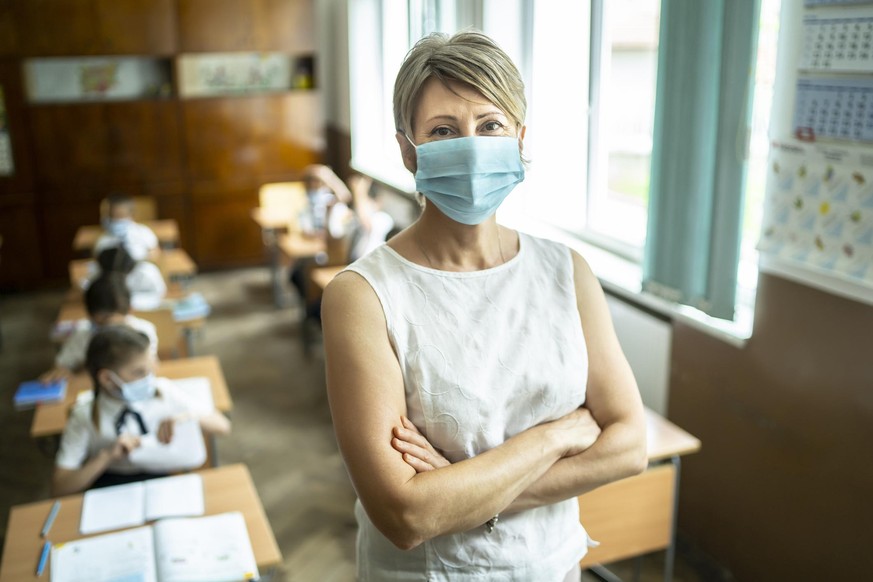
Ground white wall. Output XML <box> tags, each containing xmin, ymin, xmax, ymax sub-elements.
<box><xmin>606</xmin><ymin>295</ymin><xmax>672</xmax><ymax>415</ymax></box>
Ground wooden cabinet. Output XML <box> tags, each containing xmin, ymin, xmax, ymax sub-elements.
<box><xmin>182</xmin><ymin>94</ymin><xmax>320</xmax><ymax>181</ymax></box>
<box><xmin>0</xmin><ymin>1</ymin><xmax>17</xmax><ymax>56</ymax></box>
<box><xmin>190</xmin><ymin>183</ymin><xmax>264</xmax><ymax>266</ymax></box>
<box><xmin>178</xmin><ymin>0</ymin><xmax>314</xmax><ymax>52</ymax></box>
<box><xmin>0</xmin><ymin>59</ymin><xmax>33</xmax><ymax>196</ymax></box>
<box><xmin>29</xmin><ymin>105</ymin><xmax>109</xmax><ymax>189</ymax></box>
<box><xmin>105</xmin><ymin>101</ymin><xmax>184</xmax><ymax>184</ymax></box>
<box><xmin>96</xmin><ymin>0</ymin><xmax>177</xmax><ymax>55</ymax></box>
<box><xmin>16</xmin><ymin>0</ymin><xmax>176</xmax><ymax>56</ymax></box>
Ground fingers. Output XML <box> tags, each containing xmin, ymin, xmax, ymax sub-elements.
<box><xmin>391</xmin><ymin>436</ymin><xmax>432</xmax><ymax>463</ymax></box>
<box><xmin>401</xmin><ymin>452</ymin><xmax>435</xmax><ymax>473</ymax></box>
<box><xmin>400</xmin><ymin>416</ymin><xmax>423</xmax><ymax>435</ymax></box>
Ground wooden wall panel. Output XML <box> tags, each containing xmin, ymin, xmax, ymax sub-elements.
<box><xmin>254</xmin><ymin>0</ymin><xmax>315</xmax><ymax>53</ymax></box>
<box><xmin>40</xmin><ymin>203</ymin><xmax>101</xmax><ymax>280</ymax></box>
<box><xmin>669</xmin><ymin>273</ymin><xmax>873</xmax><ymax>580</ymax></box>
<box><xmin>0</xmin><ymin>58</ymin><xmax>33</xmax><ymax>196</ymax></box>
<box><xmin>190</xmin><ymin>186</ymin><xmax>264</xmax><ymax>266</ymax></box>
<box><xmin>15</xmin><ymin>0</ymin><xmax>99</xmax><ymax>56</ymax></box>
<box><xmin>182</xmin><ymin>95</ymin><xmax>320</xmax><ymax>181</ymax></box>
<box><xmin>177</xmin><ymin>0</ymin><xmax>256</xmax><ymax>52</ymax></box>
<box><xmin>0</xmin><ymin>1</ymin><xmax>17</xmax><ymax>56</ymax></box>
<box><xmin>29</xmin><ymin>105</ymin><xmax>109</xmax><ymax>190</ymax></box>
<box><xmin>0</xmin><ymin>203</ymin><xmax>42</xmax><ymax>287</ymax></box>
<box><xmin>105</xmin><ymin>101</ymin><xmax>184</xmax><ymax>184</ymax></box>
<box><xmin>95</xmin><ymin>0</ymin><xmax>177</xmax><ymax>55</ymax></box>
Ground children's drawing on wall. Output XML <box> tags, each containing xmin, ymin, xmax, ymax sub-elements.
<box><xmin>758</xmin><ymin>143</ymin><xmax>873</xmax><ymax>286</ymax></box>
<box><xmin>0</xmin><ymin>86</ymin><xmax>13</xmax><ymax>176</ymax></box>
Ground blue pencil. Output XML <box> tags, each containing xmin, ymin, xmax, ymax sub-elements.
<box><xmin>40</xmin><ymin>500</ymin><xmax>60</xmax><ymax>538</ymax></box>
<box><xmin>36</xmin><ymin>540</ymin><xmax>50</xmax><ymax>576</ymax></box>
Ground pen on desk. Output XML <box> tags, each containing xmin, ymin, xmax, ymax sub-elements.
<box><xmin>36</xmin><ymin>540</ymin><xmax>51</xmax><ymax>576</ymax></box>
<box><xmin>40</xmin><ymin>500</ymin><xmax>60</xmax><ymax>538</ymax></box>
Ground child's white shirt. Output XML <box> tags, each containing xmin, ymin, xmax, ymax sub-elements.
<box><xmin>54</xmin><ymin>315</ymin><xmax>158</xmax><ymax>371</ymax></box>
<box><xmin>55</xmin><ymin>378</ymin><xmax>201</xmax><ymax>474</ymax></box>
<box><xmin>94</xmin><ymin>222</ymin><xmax>158</xmax><ymax>261</ymax></box>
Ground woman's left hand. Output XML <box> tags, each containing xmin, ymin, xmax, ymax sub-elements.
<box><xmin>391</xmin><ymin>417</ymin><xmax>451</xmax><ymax>473</ymax></box>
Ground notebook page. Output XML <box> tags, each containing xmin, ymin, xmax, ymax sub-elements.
<box><xmin>171</xmin><ymin>377</ymin><xmax>214</xmax><ymax>415</ymax></box>
<box><xmin>50</xmin><ymin>525</ymin><xmax>156</xmax><ymax>582</ymax></box>
<box><xmin>144</xmin><ymin>473</ymin><xmax>204</xmax><ymax>522</ymax></box>
<box><xmin>153</xmin><ymin>512</ymin><xmax>260</xmax><ymax>582</ymax></box>
<box><xmin>128</xmin><ymin>419</ymin><xmax>206</xmax><ymax>473</ymax></box>
<box><xmin>80</xmin><ymin>481</ymin><xmax>146</xmax><ymax>535</ymax></box>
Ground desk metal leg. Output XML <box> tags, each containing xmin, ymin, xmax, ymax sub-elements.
<box><xmin>664</xmin><ymin>455</ymin><xmax>681</xmax><ymax>582</ymax></box>
<box><xmin>184</xmin><ymin>328</ymin><xmax>196</xmax><ymax>357</ymax></box>
<box><xmin>263</xmin><ymin>228</ymin><xmax>283</xmax><ymax>308</ymax></box>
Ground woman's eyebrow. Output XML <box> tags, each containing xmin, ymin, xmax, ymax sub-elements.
<box><xmin>424</xmin><ymin>111</ymin><xmax>506</xmax><ymax>124</ymax></box>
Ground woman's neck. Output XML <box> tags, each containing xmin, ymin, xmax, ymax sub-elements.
<box><xmin>413</xmin><ymin>204</ymin><xmax>507</xmax><ymax>271</ymax></box>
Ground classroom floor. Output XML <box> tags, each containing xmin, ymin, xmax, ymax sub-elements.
<box><xmin>0</xmin><ymin>267</ymin><xmax>729</xmax><ymax>582</ymax></box>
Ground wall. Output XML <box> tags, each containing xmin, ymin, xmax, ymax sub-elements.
<box><xmin>669</xmin><ymin>272</ymin><xmax>873</xmax><ymax>580</ymax></box>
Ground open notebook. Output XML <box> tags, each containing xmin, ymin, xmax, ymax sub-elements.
<box><xmin>80</xmin><ymin>473</ymin><xmax>204</xmax><ymax>535</ymax></box>
<box><xmin>51</xmin><ymin>511</ymin><xmax>260</xmax><ymax>582</ymax></box>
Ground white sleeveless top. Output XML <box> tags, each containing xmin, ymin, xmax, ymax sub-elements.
<box><xmin>346</xmin><ymin>232</ymin><xmax>594</xmax><ymax>581</ymax></box>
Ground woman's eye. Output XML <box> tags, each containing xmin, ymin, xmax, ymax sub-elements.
<box><xmin>430</xmin><ymin>127</ymin><xmax>453</xmax><ymax>137</ymax></box>
<box><xmin>483</xmin><ymin>121</ymin><xmax>503</xmax><ymax>132</ymax></box>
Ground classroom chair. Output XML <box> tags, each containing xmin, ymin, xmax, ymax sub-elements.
<box><xmin>258</xmin><ymin>181</ymin><xmax>308</xmax><ymax>233</ymax></box>
<box><xmin>100</xmin><ymin>195</ymin><xmax>158</xmax><ymax>222</ymax></box>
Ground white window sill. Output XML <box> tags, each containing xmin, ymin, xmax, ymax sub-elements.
<box><xmin>498</xmin><ymin>214</ymin><xmax>754</xmax><ymax>349</ymax></box>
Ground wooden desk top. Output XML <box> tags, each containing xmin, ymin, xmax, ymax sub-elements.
<box><xmin>0</xmin><ymin>464</ymin><xmax>281</xmax><ymax>582</ymax></box>
<box><xmin>31</xmin><ymin>356</ymin><xmax>233</xmax><ymax>438</ymax></box>
<box><xmin>251</xmin><ymin>207</ymin><xmax>295</xmax><ymax>231</ymax></box>
<box><xmin>277</xmin><ymin>232</ymin><xmax>325</xmax><ymax>261</ymax></box>
<box><xmin>73</xmin><ymin>219</ymin><xmax>180</xmax><ymax>252</ymax></box>
<box><xmin>310</xmin><ymin>266</ymin><xmax>346</xmax><ymax>291</ymax></box>
<box><xmin>68</xmin><ymin>249</ymin><xmax>197</xmax><ymax>287</ymax></box>
<box><xmin>645</xmin><ymin>407</ymin><xmax>701</xmax><ymax>462</ymax></box>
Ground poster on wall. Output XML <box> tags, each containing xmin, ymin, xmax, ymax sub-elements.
<box><xmin>0</xmin><ymin>86</ymin><xmax>13</xmax><ymax>176</ymax></box>
<box><xmin>758</xmin><ymin>143</ymin><xmax>873</xmax><ymax>288</ymax></box>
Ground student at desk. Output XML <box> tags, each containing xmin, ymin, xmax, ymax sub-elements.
<box><xmin>53</xmin><ymin>326</ymin><xmax>231</xmax><ymax>495</ymax></box>
<box><xmin>94</xmin><ymin>193</ymin><xmax>159</xmax><ymax>261</ymax></box>
<box><xmin>42</xmin><ymin>274</ymin><xmax>158</xmax><ymax>383</ymax></box>
<box><xmin>89</xmin><ymin>245</ymin><xmax>167</xmax><ymax>310</ymax></box>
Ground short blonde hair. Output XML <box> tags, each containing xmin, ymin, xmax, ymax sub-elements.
<box><xmin>393</xmin><ymin>31</ymin><xmax>527</xmax><ymax>136</ymax></box>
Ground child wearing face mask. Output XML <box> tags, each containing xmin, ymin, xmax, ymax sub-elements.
<box><xmin>41</xmin><ymin>274</ymin><xmax>158</xmax><ymax>384</ymax></box>
<box><xmin>91</xmin><ymin>245</ymin><xmax>167</xmax><ymax>311</ymax></box>
<box><xmin>94</xmin><ymin>193</ymin><xmax>159</xmax><ymax>261</ymax></box>
<box><xmin>52</xmin><ymin>326</ymin><xmax>231</xmax><ymax>495</ymax></box>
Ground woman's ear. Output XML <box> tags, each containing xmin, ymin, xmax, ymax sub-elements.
<box><xmin>396</xmin><ymin>131</ymin><xmax>418</xmax><ymax>174</ymax></box>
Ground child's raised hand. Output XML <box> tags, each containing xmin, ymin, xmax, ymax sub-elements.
<box><xmin>391</xmin><ymin>416</ymin><xmax>451</xmax><ymax>473</ymax></box>
<box><xmin>110</xmin><ymin>434</ymin><xmax>141</xmax><ymax>461</ymax></box>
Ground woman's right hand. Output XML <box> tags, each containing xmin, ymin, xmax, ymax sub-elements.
<box><xmin>108</xmin><ymin>434</ymin><xmax>141</xmax><ymax>462</ymax></box>
<box><xmin>548</xmin><ymin>407</ymin><xmax>602</xmax><ymax>458</ymax></box>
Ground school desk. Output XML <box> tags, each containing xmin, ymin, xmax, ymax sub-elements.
<box><xmin>0</xmin><ymin>463</ymin><xmax>281</xmax><ymax>582</ymax></box>
<box><xmin>53</xmin><ymin>301</ymin><xmax>202</xmax><ymax>359</ymax></box>
<box><xmin>30</xmin><ymin>356</ymin><xmax>232</xmax><ymax>439</ymax></box>
<box><xmin>310</xmin><ymin>265</ymin><xmax>346</xmax><ymax>291</ymax></box>
<box><xmin>68</xmin><ymin>248</ymin><xmax>197</xmax><ymax>288</ymax></box>
<box><xmin>72</xmin><ymin>219</ymin><xmax>180</xmax><ymax>254</ymax></box>
<box><xmin>276</xmin><ymin>232</ymin><xmax>327</xmax><ymax>307</ymax></box>
<box><xmin>578</xmin><ymin>408</ymin><xmax>701</xmax><ymax>582</ymax></box>
<box><xmin>252</xmin><ymin>208</ymin><xmax>296</xmax><ymax>307</ymax></box>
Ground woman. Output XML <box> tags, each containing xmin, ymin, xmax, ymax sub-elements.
<box><xmin>323</xmin><ymin>31</ymin><xmax>647</xmax><ymax>581</ymax></box>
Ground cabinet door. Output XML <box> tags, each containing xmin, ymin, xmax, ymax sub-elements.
<box><xmin>15</xmin><ymin>0</ymin><xmax>100</xmax><ymax>56</ymax></box>
<box><xmin>95</xmin><ymin>0</ymin><xmax>177</xmax><ymax>54</ymax></box>
<box><xmin>177</xmin><ymin>0</ymin><xmax>255</xmax><ymax>52</ymax></box>
<box><xmin>105</xmin><ymin>101</ymin><xmax>184</xmax><ymax>184</ymax></box>
<box><xmin>0</xmin><ymin>59</ymin><xmax>34</xmax><ymax>196</ymax></box>
<box><xmin>29</xmin><ymin>104</ymin><xmax>108</xmax><ymax>189</ymax></box>
<box><xmin>182</xmin><ymin>94</ymin><xmax>320</xmax><ymax>181</ymax></box>
<box><xmin>253</xmin><ymin>0</ymin><xmax>314</xmax><ymax>53</ymax></box>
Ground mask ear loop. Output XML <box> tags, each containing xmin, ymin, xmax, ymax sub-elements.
<box><xmin>403</xmin><ymin>131</ymin><xmax>417</xmax><ymax>148</ymax></box>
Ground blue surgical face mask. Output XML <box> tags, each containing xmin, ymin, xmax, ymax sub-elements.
<box><xmin>103</xmin><ymin>218</ymin><xmax>132</xmax><ymax>238</ymax></box>
<box><xmin>408</xmin><ymin>135</ymin><xmax>524</xmax><ymax>225</ymax></box>
<box><xmin>110</xmin><ymin>371</ymin><xmax>157</xmax><ymax>402</ymax></box>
